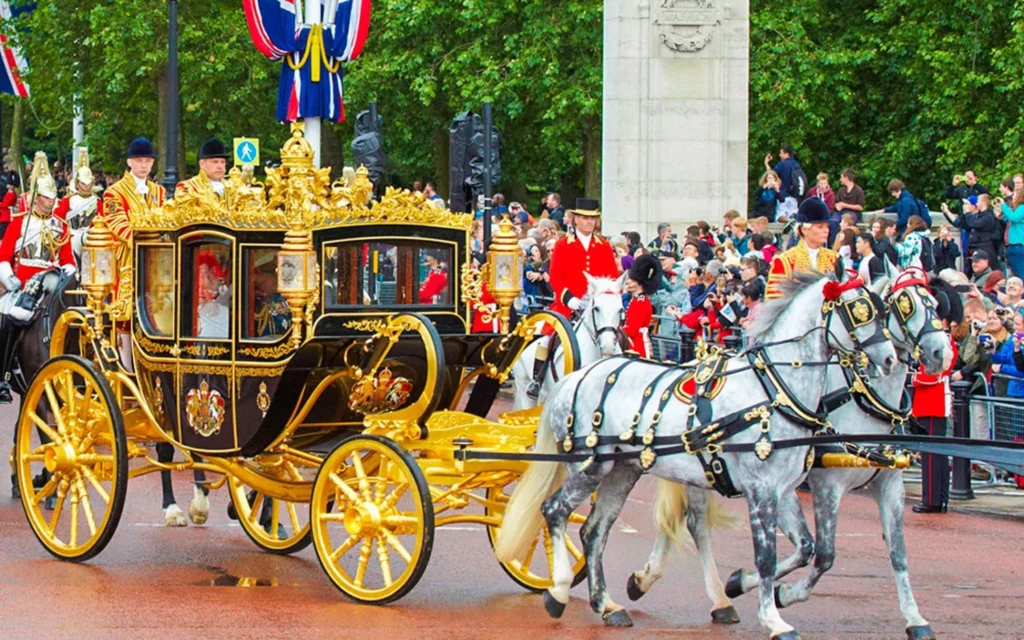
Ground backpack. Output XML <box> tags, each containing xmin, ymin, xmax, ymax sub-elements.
<box><xmin>918</xmin><ymin>235</ymin><xmax>936</xmax><ymax>273</ymax></box>
<box><xmin>790</xmin><ymin>164</ymin><xmax>808</xmax><ymax>198</ymax></box>
<box><xmin>915</xmin><ymin>199</ymin><xmax>932</xmax><ymax>227</ymax></box>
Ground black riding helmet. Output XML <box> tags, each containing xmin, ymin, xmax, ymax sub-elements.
<box><xmin>628</xmin><ymin>254</ymin><xmax>662</xmax><ymax>296</ymax></box>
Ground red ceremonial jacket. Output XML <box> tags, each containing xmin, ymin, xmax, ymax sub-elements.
<box><xmin>471</xmin><ymin>285</ymin><xmax>499</xmax><ymax>333</ymax></box>
<box><xmin>548</xmin><ymin>232</ymin><xmax>619</xmax><ymax>319</ymax></box>
<box><xmin>419</xmin><ymin>267</ymin><xmax>449</xmax><ymax>304</ymax></box>
<box><xmin>912</xmin><ymin>338</ymin><xmax>958</xmax><ymax>418</ymax></box>
<box><xmin>0</xmin><ymin>212</ymin><xmax>74</xmax><ymax>281</ymax></box>
<box><xmin>0</xmin><ymin>190</ymin><xmax>16</xmax><ymax>223</ymax></box>
<box><xmin>623</xmin><ymin>293</ymin><xmax>653</xmax><ymax>358</ymax></box>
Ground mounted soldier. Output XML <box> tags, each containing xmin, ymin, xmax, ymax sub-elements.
<box><xmin>54</xmin><ymin>147</ymin><xmax>102</xmax><ymax>263</ymax></box>
<box><xmin>766</xmin><ymin>198</ymin><xmax>839</xmax><ymax>299</ymax></box>
<box><xmin>525</xmin><ymin>198</ymin><xmax>619</xmax><ymax>399</ymax></box>
<box><xmin>177</xmin><ymin>138</ymin><xmax>231</xmax><ymax>201</ymax></box>
<box><xmin>0</xmin><ymin>152</ymin><xmax>75</xmax><ymax>403</ymax></box>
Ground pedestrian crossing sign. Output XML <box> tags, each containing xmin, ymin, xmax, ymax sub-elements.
<box><xmin>233</xmin><ymin>138</ymin><xmax>260</xmax><ymax>166</ymax></box>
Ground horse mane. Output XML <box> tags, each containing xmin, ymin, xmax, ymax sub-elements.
<box><xmin>745</xmin><ymin>271</ymin><xmax>828</xmax><ymax>340</ymax></box>
<box><xmin>589</xmin><ymin>276</ymin><xmax>620</xmax><ymax>295</ymax></box>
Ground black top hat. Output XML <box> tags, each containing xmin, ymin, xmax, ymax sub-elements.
<box><xmin>127</xmin><ymin>137</ymin><xmax>156</xmax><ymax>159</ymax></box>
<box><xmin>570</xmin><ymin>198</ymin><xmax>601</xmax><ymax>217</ymax></box>
<box><xmin>199</xmin><ymin>138</ymin><xmax>231</xmax><ymax>160</ymax></box>
<box><xmin>629</xmin><ymin>253</ymin><xmax>663</xmax><ymax>296</ymax></box>
<box><xmin>796</xmin><ymin>198</ymin><xmax>830</xmax><ymax>224</ymax></box>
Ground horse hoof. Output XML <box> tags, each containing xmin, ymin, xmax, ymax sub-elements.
<box><xmin>226</xmin><ymin>501</ymin><xmax>238</xmax><ymax>521</ymax></box>
<box><xmin>771</xmin><ymin>631</ymin><xmax>800</xmax><ymax>640</ymax></box>
<box><xmin>602</xmin><ymin>609</ymin><xmax>633</xmax><ymax>627</ymax></box>
<box><xmin>711</xmin><ymin>605</ymin><xmax>740</xmax><ymax>624</ymax></box>
<box><xmin>906</xmin><ymin>625</ymin><xmax>936</xmax><ymax>640</ymax></box>
<box><xmin>165</xmin><ymin>504</ymin><xmax>187</xmax><ymax>527</ymax></box>
<box><xmin>626</xmin><ymin>573</ymin><xmax>646</xmax><ymax>601</ymax></box>
<box><xmin>543</xmin><ymin>590</ymin><xmax>566</xmax><ymax>619</ymax></box>
<box><xmin>774</xmin><ymin>584</ymin><xmax>787</xmax><ymax>609</ymax></box>
<box><xmin>725</xmin><ymin>569</ymin><xmax>746</xmax><ymax>598</ymax></box>
<box><xmin>189</xmin><ymin>489</ymin><xmax>210</xmax><ymax>525</ymax></box>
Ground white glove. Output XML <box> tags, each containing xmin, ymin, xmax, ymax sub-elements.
<box><xmin>567</xmin><ymin>297</ymin><xmax>584</xmax><ymax>311</ymax></box>
<box><xmin>62</xmin><ymin>264</ymin><xmax>77</xmax><ymax>277</ymax></box>
<box><xmin>4</xmin><ymin>275</ymin><xmax>21</xmax><ymax>291</ymax></box>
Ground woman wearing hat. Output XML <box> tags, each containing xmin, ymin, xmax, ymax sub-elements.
<box><xmin>623</xmin><ymin>254</ymin><xmax>661</xmax><ymax>359</ymax></box>
<box><xmin>525</xmin><ymin>198</ymin><xmax>619</xmax><ymax>399</ymax></box>
<box><xmin>765</xmin><ymin>198</ymin><xmax>839</xmax><ymax>299</ymax></box>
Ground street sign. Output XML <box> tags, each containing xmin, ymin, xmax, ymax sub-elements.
<box><xmin>233</xmin><ymin>138</ymin><xmax>260</xmax><ymax>166</ymax></box>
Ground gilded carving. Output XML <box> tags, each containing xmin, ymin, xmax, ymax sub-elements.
<box><xmin>342</xmin><ymin>318</ymin><xmax>388</xmax><ymax>333</ymax></box>
<box><xmin>348</xmin><ymin>367</ymin><xmax>413</xmax><ymax>415</ymax></box>
<box><xmin>182</xmin><ymin>345</ymin><xmax>230</xmax><ymax>357</ymax></box>
<box><xmin>134</xmin><ymin>327</ymin><xmax>175</xmax><ymax>354</ymax></box>
<box><xmin>238</xmin><ymin>342</ymin><xmax>294</xmax><ymax>360</ymax></box>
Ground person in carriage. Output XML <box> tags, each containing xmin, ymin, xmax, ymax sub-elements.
<box><xmin>419</xmin><ymin>252</ymin><xmax>449</xmax><ymax>304</ymax></box>
<box><xmin>622</xmin><ymin>253</ymin><xmax>661</xmax><ymax>359</ymax></box>
<box><xmin>54</xmin><ymin>147</ymin><xmax>102</xmax><ymax>263</ymax></box>
<box><xmin>766</xmin><ymin>197</ymin><xmax>840</xmax><ymax>299</ymax></box>
<box><xmin>177</xmin><ymin>138</ymin><xmax>231</xmax><ymax>200</ymax></box>
<box><xmin>0</xmin><ymin>157</ymin><xmax>75</xmax><ymax>403</ymax></box>
<box><xmin>525</xmin><ymin>198</ymin><xmax>619</xmax><ymax>399</ymax></box>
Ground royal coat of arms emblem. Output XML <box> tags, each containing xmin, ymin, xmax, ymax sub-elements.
<box><xmin>186</xmin><ymin>380</ymin><xmax>226</xmax><ymax>437</ymax></box>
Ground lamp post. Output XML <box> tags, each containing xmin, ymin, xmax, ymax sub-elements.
<box><xmin>163</xmin><ymin>0</ymin><xmax>180</xmax><ymax>197</ymax></box>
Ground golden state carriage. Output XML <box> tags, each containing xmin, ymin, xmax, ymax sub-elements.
<box><xmin>12</xmin><ymin>124</ymin><xmax>587</xmax><ymax>604</ymax></box>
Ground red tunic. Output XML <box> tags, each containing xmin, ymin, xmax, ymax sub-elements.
<box><xmin>471</xmin><ymin>286</ymin><xmax>499</xmax><ymax>333</ymax></box>
<box><xmin>0</xmin><ymin>190</ymin><xmax>16</xmax><ymax>223</ymax></box>
<box><xmin>912</xmin><ymin>339</ymin><xmax>958</xmax><ymax>418</ymax></box>
<box><xmin>0</xmin><ymin>213</ymin><xmax>74</xmax><ymax>281</ymax></box>
<box><xmin>547</xmin><ymin>232</ymin><xmax>619</xmax><ymax>319</ymax></box>
<box><xmin>623</xmin><ymin>294</ymin><xmax>653</xmax><ymax>358</ymax></box>
<box><xmin>419</xmin><ymin>267</ymin><xmax>449</xmax><ymax>303</ymax></box>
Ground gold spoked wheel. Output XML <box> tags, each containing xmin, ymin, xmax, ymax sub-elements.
<box><xmin>227</xmin><ymin>458</ymin><xmax>315</xmax><ymax>555</ymax></box>
<box><xmin>485</xmin><ymin>484</ymin><xmax>588</xmax><ymax>592</ymax></box>
<box><xmin>16</xmin><ymin>356</ymin><xmax>127</xmax><ymax>561</ymax></box>
<box><xmin>311</xmin><ymin>435</ymin><xmax>433</xmax><ymax>604</ymax></box>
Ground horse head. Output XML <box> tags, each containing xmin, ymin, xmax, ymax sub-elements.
<box><xmin>880</xmin><ymin>267</ymin><xmax>953</xmax><ymax>375</ymax></box>
<box><xmin>826</xmin><ymin>268</ymin><xmax>898</xmax><ymax>376</ymax></box>
<box><xmin>583</xmin><ymin>272</ymin><xmax>626</xmax><ymax>358</ymax></box>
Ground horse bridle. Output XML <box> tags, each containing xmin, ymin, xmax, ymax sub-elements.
<box><xmin>884</xmin><ymin>284</ymin><xmax>944</xmax><ymax>363</ymax></box>
<box><xmin>579</xmin><ymin>291</ymin><xmax>626</xmax><ymax>349</ymax></box>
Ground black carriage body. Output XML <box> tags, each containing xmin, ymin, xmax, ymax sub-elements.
<box><xmin>131</xmin><ymin>221</ymin><xmax>501</xmax><ymax>457</ymax></box>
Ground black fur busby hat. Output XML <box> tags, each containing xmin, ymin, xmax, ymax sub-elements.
<box><xmin>796</xmin><ymin>197</ymin><xmax>830</xmax><ymax>224</ymax></box>
<box><xmin>929</xmin><ymin>278</ymin><xmax>964</xmax><ymax>326</ymax></box>
<box><xmin>127</xmin><ymin>137</ymin><xmax>156</xmax><ymax>159</ymax></box>
<box><xmin>199</xmin><ymin>138</ymin><xmax>231</xmax><ymax>160</ymax></box>
<box><xmin>629</xmin><ymin>253</ymin><xmax>663</xmax><ymax>296</ymax></box>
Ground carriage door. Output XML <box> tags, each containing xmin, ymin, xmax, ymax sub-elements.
<box><xmin>177</xmin><ymin>233</ymin><xmax>236</xmax><ymax>452</ymax></box>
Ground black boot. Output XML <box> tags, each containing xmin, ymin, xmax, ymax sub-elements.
<box><xmin>525</xmin><ymin>353</ymin><xmax>549</xmax><ymax>400</ymax></box>
<box><xmin>0</xmin><ymin>323</ymin><xmax>16</xmax><ymax>404</ymax></box>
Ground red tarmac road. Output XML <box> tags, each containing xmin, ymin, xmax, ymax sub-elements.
<box><xmin>1</xmin><ymin>399</ymin><xmax>1022</xmax><ymax>640</ymax></box>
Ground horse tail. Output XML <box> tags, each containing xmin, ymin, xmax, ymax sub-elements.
<box><xmin>653</xmin><ymin>479</ymin><xmax>693</xmax><ymax>551</ymax></box>
<box><xmin>654</xmin><ymin>481</ymin><xmax>740</xmax><ymax>551</ymax></box>
<box><xmin>494</xmin><ymin>408</ymin><xmax>566</xmax><ymax>563</ymax></box>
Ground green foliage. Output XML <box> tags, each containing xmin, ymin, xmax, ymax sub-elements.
<box><xmin>750</xmin><ymin>0</ymin><xmax>1024</xmax><ymax>208</ymax></box>
<box><xmin>3</xmin><ymin>0</ymin><xmax>602</xmax><ymax>202</ymax></box>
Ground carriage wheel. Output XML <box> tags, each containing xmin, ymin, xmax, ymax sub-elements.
<box><xmin>311</xmin><ymin>435</ymin><xmax>433</xmax><ymax>604</ymax></box>
<box><xmin>485</xmin><ymin>484</ymin><xmax>588</xmax><ymax>592</ymax></box>
<box><xmin>227</xmin><ymin>469</ymin><xmax>313</xmax><ymax>555</ymax></box>
<box><xmin>15</xmin><ymin>355</ymin><xmax>127</xmax><ymax>561</ymax></box>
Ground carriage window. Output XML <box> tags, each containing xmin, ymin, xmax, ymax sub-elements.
<box><xmin>243</xmin><ymin>247</ymin><xmax>291</xmax><ymax>340</ymax></box>
<box><xmin>139</xmin><ymin>246</ymin><xmax>174</xmax><ymax>337</ymax></box>
<box><xmin>325</xmin><ymin>241</ymin><xmax>453</xmax><ymax>307</ymax></box>
<box><xmin>183</xmin><ymin>241</ymin><xmax>232</xmax><ymax>339</ymax></box>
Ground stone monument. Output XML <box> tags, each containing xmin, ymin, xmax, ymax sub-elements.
<box><xmin>602</xmin><ymin>0</ymin><xmax>749</xmax><ymax>240</ymax></box>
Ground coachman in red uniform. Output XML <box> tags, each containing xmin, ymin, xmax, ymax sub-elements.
<box><xmin>623</xmin><ymin>253</ymin><xmax>661</xmax><ymax>359</ymax></box>
<box><xmin>525</xmin><ymin>198</ymin><xmax>619</xmax><ymax>398</ymax></box>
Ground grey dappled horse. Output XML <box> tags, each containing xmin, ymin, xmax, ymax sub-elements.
<box><xmin>496</xmin><ymin>271</ymin><xmax>897</xmax><ymax>639</ymax></box>
<box><xmin>631</xmin><ymin>268</ymin><xmax>952</xmax><ymax>640</ymax></box>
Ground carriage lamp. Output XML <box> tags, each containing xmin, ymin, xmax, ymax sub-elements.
<box><xmin>80</xmin><ymin>213</ymin><xmax>116</xmax><ymax>314</ymax></box>
<box><xmin>278</xmin><ymin>228</ymin><xmax>318</xmax><ymax>350</ymax></box>
<box><xmin>486</xmin><ymin>218</ymin><xmax>522</xmax><ymax>333</ymax></box>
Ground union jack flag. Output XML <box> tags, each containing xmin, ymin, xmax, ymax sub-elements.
<box><xmin>0</xmin><ymin>0</ymin><xmax>29</xmax><ymax>98</ymax></box>
<box><xmin>243</xmin><ymin>0</ymin><xmax>371</xmax><ymax>123</ymax></box>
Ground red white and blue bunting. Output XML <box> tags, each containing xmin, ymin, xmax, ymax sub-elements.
<box><xmin>243</xmin><ymin>0</ymin><xmax>371</xmax><ymax>123</ymax></box>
